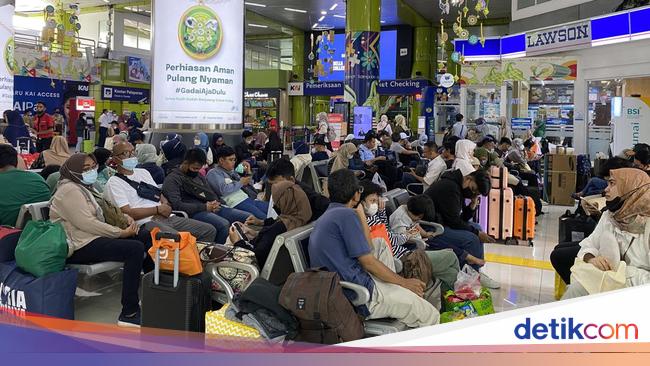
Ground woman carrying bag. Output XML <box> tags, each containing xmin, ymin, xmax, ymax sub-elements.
<box><xmin>50</xmin><ymin>153</ymin><xmax>154</xmax><ymax>327</ymax></box>
<box><xmin>562</xmin><ymin>168</ymin><xmax>650</xmax><ymax>299</ymax></box>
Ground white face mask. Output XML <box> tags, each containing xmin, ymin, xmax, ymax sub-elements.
<box><xmin>194</xmin><ymin>139</ymin><xmax>201</xmax><ymax>146</ymax></box>
<box><xmin>364</xmin><ymin>202</ymin><xmax>379</xmax><ymax>216</ymax></box>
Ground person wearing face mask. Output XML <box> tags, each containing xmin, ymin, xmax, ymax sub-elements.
<box><xmin>193</xmin><ymin>132</ymin><xmax>213</xmax><ymax>166</ymax></box>
<box><xmin>424</xmin><ymin>169</ymin><xmax>500</xmax><ymax>289</ymax></box>
<box><xmin>561</xmin><ymin>168</ymin><xmax>650</xmax><ymax>299</ymax></box>
<box><xmin>161</xmin><ymin>137</ymin><xmax>187</xmax><ymax>176</ymax></box>
<box><xmin>452</xmin><ymin>139</ymin><xmax>477</xmax><ymax>176</ymax></box>
<box><xmin>32</xmin><ymin>101</ymin><xmax>55</xmax><ymax>152</ymax></box>
<box><xmin>310</xmin><ymin>135</ymin><xmax>331</xmax><ymax>162</ymax></box>
<box><xmin>309</xmin><ymin>169</ymin><xmax>439</xmax><ymax>327</ymax></box>
<box><xmin>376</xmin><ymin>114</ymin><xmax>393</xmax><ymax>135</ymax></box>
<box><xmin>103</xmin><ymin>142</ymin><xmax>217</xmax><ymax>242</ymax></box>
<box><xmin>206</xmin><ymin>146</ymin><xmax>269</xmax><ymax>220</ymax></box>
<box><xmin>235</xmin><ymin>130</ymin><xmax>257</xmax><ymax>165</ymax></box>
<box><xmin>135</xmin><ymin>143</ymin><xmax>165</xmax><ymax>185</ymax></box>
<box><xmin>50</xmin><ymin>153</ymin><xmax>154</xmax><ymax>327</ymax></box>
<box><xmin>163</xmin><ymin>149</ymin><xmax>252</xmax><ymax>244</ymax></box>
<box><xmin>327</xmin><ymin>142</ymin><xmax>359</xmax><ymax>175</ymax></box>
<box><xmin>228</xmin><ymin>180</ymin><xmax>311</xmax><ymax>266</ymax></box>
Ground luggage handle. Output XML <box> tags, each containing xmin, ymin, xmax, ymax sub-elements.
<box><xmin>154</xmin><ymin>246</ymin><xmax>180</xmax><ymax>288</ymax></box>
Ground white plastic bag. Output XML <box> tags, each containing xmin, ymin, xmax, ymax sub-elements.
<box><xmin>454</xmin><ymin>264</ymin><xmax>481</xmax><ymax>300</ymax></box>
<box><xmin>372</xmin><ymin>172</ymin><xmax>387</xmax><ymax>192</ymax></box>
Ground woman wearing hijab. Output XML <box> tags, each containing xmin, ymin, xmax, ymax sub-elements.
<box><xmin>393</xmin><ymin>114</ymin><xmax>410</xmax><ymax>136</ymax></box>
<box><xmin>193</xmin><ymin>132</ymin><xmax>213</xmax><ymax>166</ymax></box>
<box><xmin>228</xmin><ymin>180</ymin><xmax>311</xmax><ymax>265</ymax></box>
<box><xmin>50</xmin><ymin>153</ymin><xmax>153</xmax><ymax>327</ymax></box>
<box><xmin>126</xmin><ymin>112</ymin><xmax>142</xmax><ymax>131</ymax></box>
<box><xmin>327</xmin><ymin>142</ymin><xmax>358</xmax><ymax>175</ymax></box>
<box><xmin>376</xmin><ymin>114</ymin><xmax>393</xmax><ymax>135</ymax></box>
<box><xmin>136</xmin><ymin>143</ymin><xmax>165</xmax><ymax>185</ymax></box>
<box><xmin>452</xmin><ymin>140</ymin><xmax>477</xmax><ymax>176</ymax></box>
<box><xmin>562</xmin><ymin>168</ymin><xmax>650</xmax><ymax>299</ymax></box>
<box><xmin>210</xmin><ymin>133</ymin><xmax>226</xmax><ymax>159</ymax></box>
<box><xmin>161</xmin><ymin>138</ymin><xmax>187</xmax><ymax>176</ymax></box>
<box><xmin>499</xmin><ymin>116</ymin><xmax>512</xmax><ymax>140</ymax></box>
<box><xmin>254</xmin><ymin>131</ymin><xmax>268</xmax><ymax>150</ymax></box>
<box><xmin>42</xmin><ymin>135</ymin><xmax>71</xmax><ymax>166</ymax></box>
<box><xmin>262</xmin><ymin>130</ymin><xmax>283</xmax><ymax>162</ymax></box>
<box><xmin>3</xmin><ymin>110</ymin><xmax>30</xmax><ymax>146</ymax></box>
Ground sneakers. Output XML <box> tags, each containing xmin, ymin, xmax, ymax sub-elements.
<box><xmin>480</xmin><ymin>271</ymin><xmax>501</xmax><ymax>289</ymax></box>
<box><xmin>117</xmin><ymin>311</ymin><xmax>141</xmax><ymax>328</ymax></box>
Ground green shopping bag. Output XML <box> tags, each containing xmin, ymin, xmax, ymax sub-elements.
<box><xmin>14</xmin><ymin>221</ymin><xmax>69</xmax><ymax>278</ymax></box>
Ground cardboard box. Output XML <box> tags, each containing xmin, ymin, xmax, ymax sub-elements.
<box><xmin>547</xmin><ymin>154</ymin><xmax>577</xmax><ymax>173</ymax></box>
<box><xmin>549</xmin><ymin>171</ymin><xmax>577</xmax><ymax>206</ymax></box>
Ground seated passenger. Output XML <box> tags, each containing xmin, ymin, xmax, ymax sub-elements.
<box><xmin>229</xmin><ymin>180</ymin><xmax>311</xmax><ymax>265</ymax></box>
<box><xmin>104</xmin><ymin>142</ymin><xmax>216</xmax><ymax>242</ymax></box>
<box><xmin>495</xmin><ymin>137</ymin><xmax>511</xmax><ymax>159</ymax></box>
<box><xmin>42</xmin><ymin>135</ymin><xmax>71</xmax><ymax>167</ymax></box>
<box><xmin>310</xmin><ymin>135</ymin><xmax>331</xmax><ymax>162</ymax></box>
<box><xmin>265</xmin><ymin>158</ymin><xmax>330</xmax><ymax>221</ymax></box>
<box><xmin>161</xmin><ymin>138</ymin><xmax>187</xmax><ymax>177</ymax></box>
<box><xmin>50</xmin><ymin>153</ymin><xmax>153</xmax><ymax>327</ymax></box>
<box><xmin>136</xmin><ymin>143</ymin><xmax>165</xmax><ymax>185</ymax></box>
<box><xmin>424</xmin><ymin>169</ymin><xmax>500</xmax><ymax>289</ymax></box>
<box><xmin>360</xmin><ymin>181</ymin><xmax>460</xmax><ymax>291</ymax></box>
<box><xmin>93</xmin><ymin>147</ymin><xmax>114</xmax><ymax>192</ymax></box>
<box><xmin>209</xmin><ymin>133</ymin><xmax>226</xmax><ymax>167</ymax></box>
<box><xmin>407</xmin><ymin>141</ymin><xmax>447</xmax><ymax>189</ymax></box>
<box><xmin>235</xmin><ymin>130</ymin><xmax>256</xmax><ymax>165</ymax></box>
<box><xmin>207</xmin><ymin>146</ymin><xmax>269</xmax><ymax>220</ymax></box>
<box><xmin>192</xmin><ymin>132</ymin><xmax>214</xmax><ymax>167</ymax></box>
<box><xmin>327</xmin><ymin>142</ymin><xmax>359</xmax><ymax>175</ymax></box>
<box><xmin>309</xmin><ymin>169</ymin><xmax>439</xmax><ymax>328</ymax></box>
<box><xmin>452</xmin><ymin>140</ymin><xmax>477</xmax><ymax>176</ymax></box>
<box><xmin>562</xmin><ymin>168</ymin><xmax>650</xmax><ymax>299</ymax></box>
<box><xmin>390</xmin><ymin>132</ymin><xmax>419</xmax><ymax>167</ymax></box>
<box><xmin>261</xmin><ymin>130</ymin><xmax>284</xmax><ymax>162</ymax></box>
<box><xmin>0</xmin><ymin>145</ymin><xmax>51</xmax><ymax>226</ymax></box>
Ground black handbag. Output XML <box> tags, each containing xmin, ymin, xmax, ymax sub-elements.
<box><xmin>182</xmin><ymin>177</ymin><xmax>218</xmax><ymax>202</ymax></box>
<box><xmin>116</xmin><ymin>173</ymin><xmax>162</xmax><ymax>202</ymax></box>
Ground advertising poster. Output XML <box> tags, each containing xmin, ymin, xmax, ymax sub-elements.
<box><xmin>127</xmin><ymin>56</ymin><xmax>151</xmax><ymax>83</ymax></box>
<box><xmin>461</xmin><ymin>57</ymin><xmax>577</xmax><ymax>86</ymax></box>
<box><xmin>344</xmin><ymin>31</ymin><xmax>379</xmax><ymax>111</ymax></box>
<box><xmin>13</xmin><ymin>76</ymin><xmax>89</xmax><ymax>114</ymax></box>
<box><xmin>152</xmin><ymin>0</ymin><xmax>244</xmax><ymax>125</ymax></box>
<box><xmin>0</xmin><ymin>4</ymin><xmax>12</xmax><ymax>112</ymax></box>
<box><xmin>611</xmin><ymin>97</ymin><xmax>650</xmax><ymax>155</ymax></box>
<box><xmin>327</xmin><ymin>113</ymin><xmax>344</xmax><ymax>150</ymax></box>
<box><xmin>14</xmin><ymin>48</ymin><xmax>101</xmax><ymax>83</ymax></box>
<box><xmin>353</xmin><ymin>106</ymin><xmax>373</xmax><ymax>139</ymax></box>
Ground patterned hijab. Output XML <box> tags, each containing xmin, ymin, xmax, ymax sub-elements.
<box><xmin>271</xmin><ymin>181</ymin><xmax>312</xmax><ymax>231</ymax></box>
<box><xmin>609</xmin><ymin>168</ymin><xmax>650</xmax><ymax>234</ymax></box>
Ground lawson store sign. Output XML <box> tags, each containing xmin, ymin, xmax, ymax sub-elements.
<box><xmin>526</xmin><ymin>21</ymin><xmax>591</xmax><ymax>55</ymax></box>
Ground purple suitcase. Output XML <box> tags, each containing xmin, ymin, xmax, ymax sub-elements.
<box><xmin>475</xmin><ymin>195</ymin><xmax>489</xmax><ymax>233</ymax></box>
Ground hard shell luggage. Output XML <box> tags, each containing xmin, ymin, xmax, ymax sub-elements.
<box><xmin>141</xmin><ymin>239</ymin><xmax>211</xmax><ymax>332</ymax></box>
<box><xmin>488</xmin><ymin>187</ymin><xmax>514</xmax><ymax>241</ymax></box>
<box><xmin>474</xmin><ymin>195</ymin><xmax>489</xmax><ymax>233</ymax></box>
<box><xmin>513</xmin><ymin>195</ymin><xmax>535</xmax><ymax>244</ymax></box>
<box><xmin>489</xmin><ymin>166</ymin><xmax>508</xmax><ymax>189</ymax></box>
<box><xmin>558</xmin><ymin>213</ymin><xmax>597</xmax><ymax>243</ymax></box>
<box><xmin>0</xmin><ymin>227</ymin><xmax>21</xmax><ymax>262</ymax></box>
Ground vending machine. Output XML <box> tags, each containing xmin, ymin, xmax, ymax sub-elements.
<box><xmin>66</xmin><ymin>96</ymin><xmax>96</xmax><ymax>146</ymax></box>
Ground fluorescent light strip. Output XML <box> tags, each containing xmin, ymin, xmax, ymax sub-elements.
<box><xmin>312</xmin><ymin>23</ymin><xmax>319</xmax><ymax>29</ymax></box>
<box><xmin>463</xmin><ymin>55</ymin><xmax>501</xmax><ymax>62</ymax></box>
<box><xmin>248</xmin><ymin>23</ymin><xmax>268</xmax><ymax>28</ymax></box>
<box><xmin>285</xmin><ymin>7</ymin><xmax>307</xmax><ymax>13</ymax></box>
<box><xmin>330</xmin><ymin>4</ymin><xmax>338</xmax><ymax>11</ymax></box>
<box><xmin>245</xmin><ymin>2</ymin><xmax>266</xmax><ymax>7</ymax></box>
<box><xmin>321</xmin><ymin>11</ymin><xmax>327</xmax><ymax>15</ymax></box>
<box><xmin>333</xmin><ymin>14</ymin><xmax>345</xmax><ymax>18</ymax></box>
<box><xmin>318</xmin><ymin>16</ymin><xmax>325</xmax><ymax>22</ymax></box>
<box><xmin>380</xmin><ymin>20</ymin><xmax>386</xmax><ymax>24</ymax></box>
<box><xmin>591</xmin><ymin>35</ymin><xmax>631</xmax><ymax>47</ymax></box>
<box><xmin>501</xmin><ymin>51</ymin><xmax>527</xmax><ymax>59</ymax></box>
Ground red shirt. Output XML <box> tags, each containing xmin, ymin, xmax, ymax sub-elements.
<box><xmin>34</xmin><ymin>113</ymin><xmax>55</xmax><ymax>139</ymax></box>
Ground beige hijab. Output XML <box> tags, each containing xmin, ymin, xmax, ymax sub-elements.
<box><xmin>272</xmin><ymin>181</ymin><xmax>312</xmax><ymax>230</ymax></box>
<box><xmin>609</xmin><ymin>168</ymin><xmax>650</xmax><ymax>234</ymax></box>
<box><xmin>43</xmin><ymin>136</ymin><xmax>71</xmax><ymax>166</ymax></box>
<box><xmin>330</xmin><ymin>142</ymin><xmax>358</xmax><ymax>173</ymax></box>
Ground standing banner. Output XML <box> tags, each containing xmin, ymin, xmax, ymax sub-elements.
<box><xmin>152</xmin><ymin>0</ymin><xmax>244</xmax><ymax>125</ymax></box>
<box><xmin>0</xmin><ymin>4</ymin><xmax>14</xmax><ymax>112</ymax></box>
<box><xmin>327</xmin><ymin>113</ymin><xmax>344</xmax><ymax>150</ymax></box>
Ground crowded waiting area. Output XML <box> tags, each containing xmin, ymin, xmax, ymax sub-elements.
<box><xmin>0</xmin><ymin>0</ymin><xmax>649</xmax><ymax>344</ymax></box>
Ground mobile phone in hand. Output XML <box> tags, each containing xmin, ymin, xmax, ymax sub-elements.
<box><xmin>232</xmin><ymin>222</ymin><xmax>249</xmax><ymax>242</ymax></box>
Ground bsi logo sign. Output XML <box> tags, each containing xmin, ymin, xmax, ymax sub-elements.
<box><xmin>627</xmin><ymin>108</ymin><xmax>641</xmax><ymax>117</ymax></box>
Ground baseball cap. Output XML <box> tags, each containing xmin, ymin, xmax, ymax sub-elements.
<box><xmin>399</xmin><ymin>132</ymin><xmax>409</xmax><ymax>140</ymax></box>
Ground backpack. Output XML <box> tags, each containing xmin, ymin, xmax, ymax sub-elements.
<box><xmin>279</xmin><ymin>269</ymin><xmax>365</xmax><ymax>344</ymax></box>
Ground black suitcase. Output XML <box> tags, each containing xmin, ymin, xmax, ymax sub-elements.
<box><xmin>558</xmin><ymin>214</ymin><xmax>598</xmax><ymax>243</ymax></box>
<box><xmin>141</xmin><ymin>237</ymin><xmax>211</xmax><ymax>332</ymax></box>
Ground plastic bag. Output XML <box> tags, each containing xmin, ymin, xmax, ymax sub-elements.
<box><xmin>454</xmin><ymin>264</ymin><xmax>481</xmax><ymax>300</ymax></box>
<box><xmin>372</xmin><ymin>173</ymin><xmax>387</xmax><ymax>192</ymax></box>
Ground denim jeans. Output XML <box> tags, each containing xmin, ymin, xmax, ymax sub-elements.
<box><xmin>235</xmin><ymin>198</ymin><xmax>269</xmax><ymax>220</ymax></box>
<box><xmin>427</xmin><ymin>226</ymin><xmax>484</xmax><ymax>271</ymax></box>
<box><xmin>191</xmin><ymin>211</ymin><xmax>230</xmax><ymax>244</ymax></box>
<box><xmin>217</xmin><ymin>206</ymin><xmax>252</xmax><ymax>224</ymax></box>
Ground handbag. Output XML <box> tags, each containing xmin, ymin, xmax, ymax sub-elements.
<box><xmin>116</xmin><ymin>173</ymin><xmax>162</xmax><ymax>202</ymax></box>
<box><xmin>75</xmin><ymin>184</ymin><xmax>129</xmax><ymax>230</ymax></box>
<box><xmin>205</xmin><ymin>304</ymin><xmax>262</xmax><ymax>338</ymax></box>
<box><xmin>148</xmin><ymin>228</ymin><xmax>202</xmax><ymax>276</ymax></box>
<box><xmin>570</xmin><ymin>259</ymin><xmax>627</xmax><ymax>295</ymax></box>
<box><xmin>205</xmin><ymin>244</ymin><xmax>258</xmax><ymax>295</ymax></box>
<box><xmin>14</xmin><ymin>220</ymin><xmax>69</xmax><ymax>278</ymax></box>
<box><xmin>182</xmin><ymin>177</ymin><xmax>218</xmax><ymax>202</ymax></box>
<box><xmin>0</xmin><ymin>262</ymin><xmax>77</xmax><ymax>319</ymax></box>
<box><xmin>400</xmin><ymin>249</ymin><xmax>433</xmax><ymax>286</ymax></box>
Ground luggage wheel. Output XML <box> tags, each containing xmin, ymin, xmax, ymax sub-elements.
<box><xmin>504</xmin><ymin>238</ymin><xmax>518</xmax><ymax>246</ymax></box>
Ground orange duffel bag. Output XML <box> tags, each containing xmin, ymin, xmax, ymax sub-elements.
<box><xmin>148</xmin><ymin>227</ymin><xmax>202</xmax><ymax>276</ymax></box>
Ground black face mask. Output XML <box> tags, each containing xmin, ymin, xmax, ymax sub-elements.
<box><xmin>462</xmin><ymin>187</ymin><xmax>475</xmax><ymax>199</ymax></box>
<box><xmin>186</xmin><ymin>171</ymin><xmax>199</xmax><ymax>178</ymax></box>
<box><xmin>605</xmin><ymin>197</ymin><xmax>625</xmax><ymax>213</ymax></box>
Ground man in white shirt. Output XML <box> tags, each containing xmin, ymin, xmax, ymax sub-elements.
<box><xmin>104</xmin><ymin>142</ymin><xmax>216</xmax><ymax>242</ymax></box>
<box><xmin>407</xmin><ymin>141</ymin><xmax>448</xmax><ymax>190</ymax></box>
<box><xmin>98</xmin><ymin>109</ymin><xmax>113</xmax><ymax>148</ymax></box>
<box><xmin>451</xmin><ymin>114</ymin><xmax>467</xmax><ymax>139</ymax></box>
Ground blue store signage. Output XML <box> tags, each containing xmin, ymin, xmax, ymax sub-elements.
<box><xmin>377</xmin><ymin>79</ymin><xmax>429</xmax><ymax>95</ymax></box>
<box><xmin>512</xmin><ymin>118</ymin><xmax>533</xmax><ymax>130</ymax></box>
<box><xmin>303</xmin><ymin>81</ymin><xmax>344</xmax><ymax>96</ymax></box>
<box><xmin>13</xmin><ymin>76</ymin><xmax>89</xmax><ymax>114</ymax></box>
<box><xmin>102</xmin><ymin>85</ymin><xmax>150</xmax><ymax>103</ymax></box>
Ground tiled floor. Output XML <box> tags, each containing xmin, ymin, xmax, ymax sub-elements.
<box><xmin>74</xmin><ymin>203</ymin><xmax>573</xmax><ymax>325</ymax></box>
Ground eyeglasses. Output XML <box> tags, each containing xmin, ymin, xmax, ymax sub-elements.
<box><xmin>116</xmin><ymin>150</ymin><xmax>135</xmax><ymax>158</ymax></box>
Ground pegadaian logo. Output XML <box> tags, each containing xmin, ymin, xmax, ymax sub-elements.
<box><xmin>178</xmin><ymin>4</ymin><xmax>223</xmax><ymax>60</ymax></box>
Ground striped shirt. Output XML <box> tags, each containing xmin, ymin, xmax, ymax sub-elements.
<box><xmin>366</xmin><ymin>208</ymin><xmax>411</xmax><ymax>259</ymax></box>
